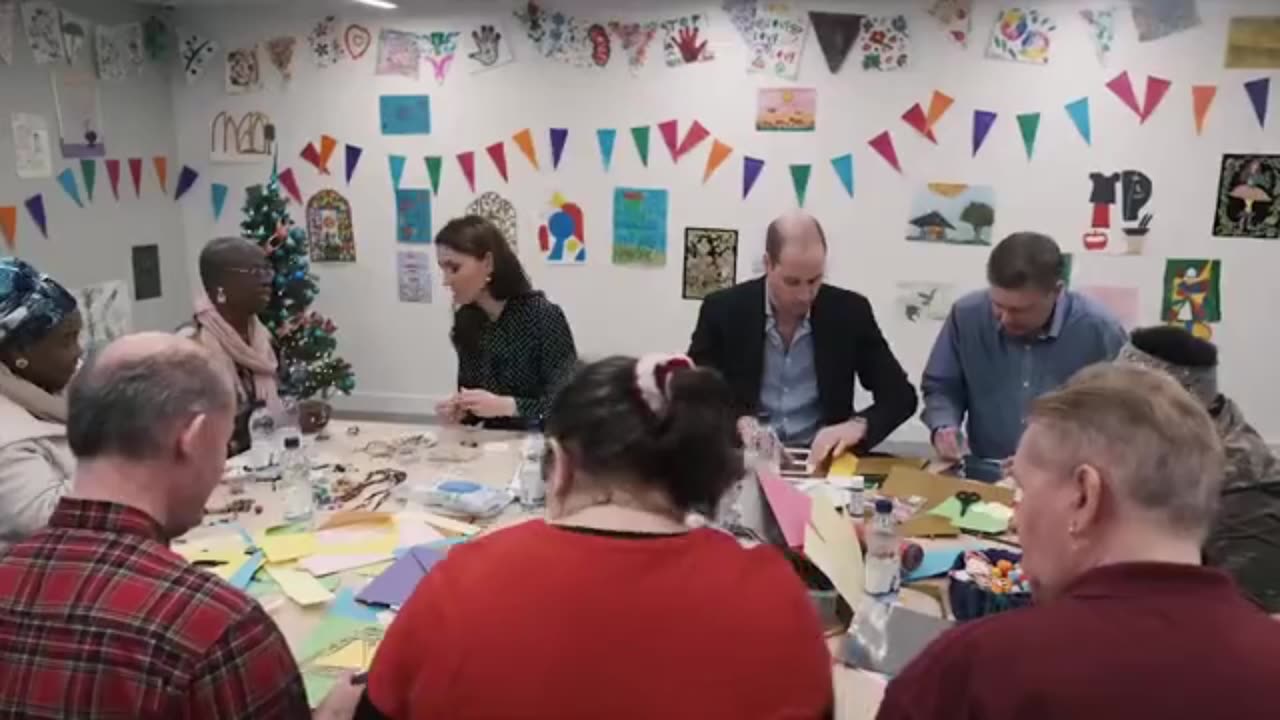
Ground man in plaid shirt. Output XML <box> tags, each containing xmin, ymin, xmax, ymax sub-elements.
<box><xmin>0</xmin><ymin>333</ymin><xmax>361</xmax><ymax>719</ymax></box>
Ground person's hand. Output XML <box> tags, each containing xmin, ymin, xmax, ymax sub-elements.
<box><xmin>456</xmin><ymin>389</ymin><xmax>517</xmax><ymax>419</ymax></box>
<box><xmin>435</xmin><ymin>396</ymin><xmax>465</xmax><ymax>424</ymax></box>
<box><xmin>736</xmin><ymin>416</ymin><xmax>760</xmax><ymax>445</ymax></box>
<box><xmin>809</xmin><ymin>418</ymin><xmax>868</xmax><ymax>467</ymax></box>
<box><xmin>312</xmin><ymin>671</ymin><xmax>364</xmax><ymax>720</ymax></box>
<box><xmin>932</xmin><ymin>427</ymin><xmax>967</xmax><ymax>462</ymax></box>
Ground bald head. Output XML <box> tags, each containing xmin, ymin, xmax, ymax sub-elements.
<box><xmin>67</xmin><ymin>333</ymin><xmax>235</xmax><ymax>461</ymax></box>
<box><xmin>765</xmin><ymin>211</ymin><xmax>827</xmax><ymax>264</ymax></box>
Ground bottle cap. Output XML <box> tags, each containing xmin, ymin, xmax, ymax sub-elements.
<box><xmin>874</xmin><ymin>498</ymin><xmax>893</xmax><ymax>514</ymax></box>
<box><xmin>284</xmin><ymin>436</ymin><xmax>301</xmax><ymax>449</ymax></box>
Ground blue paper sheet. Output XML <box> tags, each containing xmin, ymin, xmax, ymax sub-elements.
<box><xmin>904</xmin><ymin>549</ymin><xmax>962</xmax><ymax>583</ymax></box>
<box><xmin>331</xmin><ymin>587</ymin><xmax>382</xmax><ymax>623</ymax></box>
<box><xmin>227</xmin><ymin>552</ymin><xmax>264</xmax><ymax>590</ymax></box>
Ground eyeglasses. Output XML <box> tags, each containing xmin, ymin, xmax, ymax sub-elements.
<box><xmin>227</xmin><ymin>266</ymin><xmax>274</xmax><ymax>280</ymax></box>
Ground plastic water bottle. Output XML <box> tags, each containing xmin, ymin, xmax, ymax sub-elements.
<box><xmin>864</xmin><ymin>498</ymin><xmax>902</xmax><ymax>597</ymax></box>
<box><xmin>281</xmin><ymin>436</ymin><xmax>314</xmax><ymax>524</ymax></box>
<box><xmin>247</xmin><ymin>404</ymin><xmax>277</xmax><ymax>472</ymax></box>
<box><xmin>517</xmin><ymin>435</ymin><xmax>546</xmax><ymax>509</ymax></box>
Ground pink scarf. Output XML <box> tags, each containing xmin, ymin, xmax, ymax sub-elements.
<box><xmin>193</xmin><ymin>292</ymin><xmax>282</xmax><ymax>413</ymax></box>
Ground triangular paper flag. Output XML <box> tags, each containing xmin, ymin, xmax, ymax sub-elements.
<box><xmin>703</xmin><ymin>139</ymin><xmax>733</xmax><ymax>183</ymax></box>
<box><xmin>790</xmin><ymin>164</ymin><xmax>812</xmax><ymax>207</ymax></box>
<box><xmin>174</xmin><ymin>165</ymin><xmax>199</xmax><ymax>201</ymax></box>
<box><xmin>630</xmin><ymin>126</ymin><xmax>650</xmax><ymax>167</ymax></box>
<box><xmin>550</xmin><ymin>128</ymin><xmax>568</xmax><ymax>170</ymax></box>
<box><xmin>1245</xmin><ymin>78</ymin><xmax>1270</xmax><ymax>128</ymax></box>
<box><xmin>388</xmin><ymin>154</ymin><xmax>406</xmax><ymax>189</ymax></box>
<box><xmin>597</xmin><ymin>128</ymin><xmax>617</xmax><ymax>172</ymax></box>
<box><xmin>79</xmin><ymin>159</ymin><xmax>96</xmax><ymax>203</ymax></box>
<box><xmin>318</xmin><ymin>134</ymin><xmax>337</xmax><ymax>173</ymax></box>
<box><xmin>742</xmin><ymin>156</ymin><xmax>765</xmax><ymax>199</ymax></box>
<box><xmin>512</xmin><ymin>128</ymin><xmax>539</xmax><ymax>170</ymax></box>
<box><xmin>425</xmin><ymin>156</ymin><xmax>442</xmax><ymax>194</ymax></box>
<box><xmin>211</xmin><ymin>182</ymin><xmax>228</xmax><ymax>220</ymax></box>
<box><xmin>300</xmin><ymin>142</ymin><xmax>322</xmax><ymax>172</ymax></box>
<box><xmin>486</xmin><ymin>141</ymin><xmax>508</xmax><ymax>182</ymax></box>
<box><xmin>128</xmin><ymin>158</ymin><xmax>143</xmax><ymax>198</ymax></box>
<box><xmin>0</xmin><ymin>207</ymin><xmax>16</xmax><ymax>252</ymax></box>
<box><xmin>831</xmin><ymin>153</ymin><xmax>854</xmax><ymax>197</ymax></box>
<box><xmin>868</xmin><ymin>131</ymin><xmax>901</xmax><ymax>173</ymax></box>
<box><xmin>457</xmin><ymin>151</ymin><xmax>476</xmax><ymax>192</ymax></box>
<box><xmin>56</xmin><ymin>169</ymin><xmax>83</xmax><ymax>208</ymax></box>
<box><xmin>1065</xmin><ymin>97</ymin><xmax>1091</xmax><ymax>145</ymax></box>
<box><xmin>657</xmin><ymin>119</ymin><xmax>680</xmax><ymax>161</ymax></box>
<box><xmin>925</xmin><ymin>91</ymin><xmax>954</xmax><ymax>129</ymax></box>
<box><xmin>1106</xmin><ymin>71</ymin><xmax>1143</xmax><ymax>119</ymax></box>
<box><xmin>278</xmin><ymin>167</ymin><xmax>302</xmax><ymax>204</ymax></box>
<box><xmin>1141</xmin><ymin>76</ymin><xmax>1172</xmax><ymax>123</ymax></box>
<box><xmin>344</xmin><ymin>144</ymin><xmax>363</xmax><ymax>184</ymax></box>
<box><xmin>105</xmin><ymin>159</ymin><xmax>121</xmax><ymax>201</ymax></box>
<box><xmin>902</xmin><ymin>103</ymin><xmax>936</xmax><ymax>143</ymax></box>
<box><xmin>1017</xmin><ymin>113</ymin><xmax>1040</xmax><ymax>160</ymax></box>
<box><xmin>808</xmin><ymin>11</ymin><xmax>863</xmax><ymax>74</ymax></box>
<box><xmin>24</xmin><ymin>195</ymin><xmax>47</xmax><ymax>239</ymax></box>
<box><xmin>152</xmin><ymin>157</ymin><xmax>168</xmax><ymax>193</ymax></box>
<box><xmin>1191</xmin><ymin>85</ymin><xmax>1217</xmax><ymax>135</ymax></box>
<box><xmin>972</xmin><ymin>110</ymin><xmax>997</xmax><ymax>156</ymax></box>
<box><xmin>676</xmin><ymin>121</ymin><xmax>710</xmax><ymax>158</ymax></box>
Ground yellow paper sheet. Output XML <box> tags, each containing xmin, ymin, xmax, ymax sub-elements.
<box><xmin>804</xmin><ymin>494</ymin><xmax>864</xmax><ymax>605</ymax></box>
<box><xmin>173</xmin><ymin>536</ymin><xmax>247</xmax><ymax>566</ymax></box>
<box><xmin>827</xmin><ymin>454</ymin><xmax>859</xmax><ymax>477</ymax></box>
<box><xmin>409</xmin><ymin>511</ymin><xmax>480</xmax><ymax>537</ymax></box>
<box><xmin>264</xmin><ymin>565</ymin><xmax>335</xmax><ymax>606</ymax></box>
<box><xmin>313</xmin><ymin>639</ymin><xmax>379</xmax><ymax>670</ymax></box>
<box><xmin>314</xmin><ymin>529</ymin><xmax>398</xmax><ymax>557</ymax></box>
<box><xmin>256</xmin><ymin>533</ymin><xmax>317</xmax><ymax>563</ymax></box>
<box><xmin>318</xmin><ymin>510</ymin><xmax>394</xmax><ymax>531</ymax></box>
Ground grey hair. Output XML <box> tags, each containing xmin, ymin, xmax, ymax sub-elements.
<box><xmin>66</xmin><ymin>343</ymin><xmax>235</xmax><ymax>460</ymax></box>
<box><xmin>986</xmin><ymin>232</ymin><xmax>1063</xmax><ymax>292</ymax></box>
<box><xmin>1028</xmin><ymin>363</ymin><xmax>1225</xmax><ymax>537</ymax></box>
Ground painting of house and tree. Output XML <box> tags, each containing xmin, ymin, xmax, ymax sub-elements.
<box><xmin>906</xmin><ymin>183</ymin><xmax>996</xmax><ymax>245</ymax></box>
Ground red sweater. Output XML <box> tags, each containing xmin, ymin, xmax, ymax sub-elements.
<box><xmin>878</xmin><ymin>563</ymin><xmax>1280</xmax><ymax>720</ymax></box>
<box><xmin>367</xmin><ymin>520</ymin><xmax>833</xmax><ymax>719</ymax></box>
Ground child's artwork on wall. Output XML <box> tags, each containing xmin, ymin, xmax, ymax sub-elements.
<box><xmin>344</xmin><ymin>23</ymin><xmax>371</xmax><ymax>60</ymax></box>
<box><xmin>756</xmin><ymin>88</ymin><xmax>816</xmax><ymax>131</ymax></box>
<box><xmin>58</xmin><ymin>9</ymin><xmax>88</xmax><ymax>64</ymax></box>
<box><xmin>71</xmin><ymin>280</ymin><xmax>132</xmax><ymax>351</ymax></box>
<box><xmin>265</xmin><ymin>35</ymin><xmax>296</xmax><ymax>81</ymax></box>
<box><xmin>464</xmin><ymin>22</ymin><xmax>514</xmax><ymax>73</ymax></box>
<box><xmin>95</xmin><ymin>22</ymin><xmax>144</xmax><ymax>80</ymax></box>
<box><xmin>513</xmin><ymin>2</ymin><xmax>610</xmax><ymax>69</ymax></box>
<box><xmin>538</xmin><ymin>192</ymin><xmax>586</xmax><ymax>264</ymax></box>
<box><xmin>661</xmin><ymin>13</ymin><xmax>713</xmax><ymax>67</ymax></box>
<box><xmin>178</xmin><ymin>30</ymin><xmax>218</xmax><ymax>84</ymax></box>
<box><xmin>608</xmin><ymin>21</ymin><xmax>658</xmax><ymax>74</ymax></box>
<box><xmin>306</xmin><ymin>189</ymin><xmax>356</xmax><ymax>263</ymax></box>
<box><xmin>906</xmin><ymin>183</ymin><xmax>996</xmax><ymax>245</ymax></box>
<box><xmin>1213</xmin><ymin>154</ymin><xmax>1280</xmax><ymax>239</ymax></box>
<box><xmin>985</xmin><ymin>8</ymin><xmax>1055</xmax><ymax>65</ymax></box>
<box><xmin>1162</xmin><ymin>259</ymin><xmax>1221</xmax><ymax>339</ymax></box>
<box><xmin>613</xmin><ymin>187</ymin><xmax>669</xmax><ymax>267</ymax></box>
<box><xmin>379</xmin><ymin>94</ymin><xmax>430</xmax><ymax>135</ymax></box>
<box><xmin>895</xmin><ymin>282</ymin><xmax>956</xmax><ymax>323</ymax></box>
<box><xmin>420</xmin><ymin>31</ymin><xmax>460</xmax><ymax>84</ymax></box>
<box><xmin>1077</xmin><ymin>285</ymin><xmax>1140</xmax><ymax>328</ymax></box>
<box><xmin>210</xmin><ymin>110</ymin><xmax>274</xmax><ymax>163</ymax></box>
<box><xmin>376</xmin><ymin>28</ymin><xmax>420</xmax><ymax>79</ymax></box>
<box><xmin>397</xmin><ymin>250</ymin><xmax>432</xmax><ymax>303</ymax></box>
<box><xmin>307</xmin><ymin>15</ymin><xmax>345</xmax><ymax>68</ymax></box>
<box><xmin>52</xmin><ymin>69</ymin><xmax>105</xmax><ymax>158</ymax></box>
<box><xmin>1079</xmin><ymin>8</ymin><xmax>1116</xmax><ymax>64</ymax></box>
<box><xmin>928</xmin><ymin>0</ymin><xmax>973</xmax><ymax>48</ymax></box>
<box><xmin>683</xmin><ymin>227</ymin><xmax>738</xmax><ymax>300</ymax></box>
<box><xmin>225</xmin><ymin>45</ymin><xmax>261</xmax><ymax>94</ymax></box>
<box><xmin>466</xmin><ymin>191</ymin><xmax>518</xmax><ymax>250</ymax></box>
<box><xmin>858</xmin><ymin>15</ymin><xmax>910</xmax><ymax>71</ymax></box>
<box><xmin>20</xmin><ymin>0</ymin><xmax>61</xmax><ymax>65</ymax></box>
<box><xmin>395</xmin><ymin>189</ymin><xmax>431</xmax><ymax>244</ymax></box>
<box><xmin>11</xmin><ymin>112</ymin><xmax>52</xmax><ymax>179</ymax></box>
<box><xmin>1131</xmin><ymin>0</ymin><xmax>1200</xmax><ymax>43</ymax></box>
<box><xmin>1085</xmin><ymin>169</ymin><xmax>1153</xmax><ymax>253</ymax></box>
<box><xmin>1225</xmin><ymin>17</ymin><xmax>1280</xmax><ymax>69</ymax></box>
<box><xmin>746</xmin><ymin>2</ymin><xmax>807</xmax><ymax>80</ymax></box>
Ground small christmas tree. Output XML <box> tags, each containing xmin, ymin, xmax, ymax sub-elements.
<box><xmin>241</xmin><ymin>169</ymin><xmax>356</xmax><ymax>400</ymax></box>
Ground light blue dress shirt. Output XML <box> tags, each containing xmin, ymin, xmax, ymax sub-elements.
<box><xmin>759</xmin><ymin>294</ymin><xmax>822</xmax><ymax>446</ymax></box>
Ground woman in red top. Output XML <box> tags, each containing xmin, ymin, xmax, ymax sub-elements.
<box><xmin>358</xmin><ymin>354</ymin><xmax>833</xmax><ymax>719</ymax></box>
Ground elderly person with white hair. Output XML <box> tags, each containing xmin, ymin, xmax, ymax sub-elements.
<box><xmin>877</xmin><ymin>363</ymin><xmax>1280</xmax><ymax>720</ymax></box>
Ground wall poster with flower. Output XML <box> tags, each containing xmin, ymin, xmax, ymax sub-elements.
<box><xmin>986</xmin><ymin>8</ymin><xmax>1055</xmax><ymax>64</ymax></box>
<box><xmin>306</xmin><ymin>189</ymin><xmax>357</xmax><ymax>262</ymax></box>
<box><xmin>858</xmin><ymin>15</ymin><xmax>910</xmax><ymax>71</ymax></box>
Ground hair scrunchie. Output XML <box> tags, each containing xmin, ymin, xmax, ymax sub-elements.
<box><xmin>635</xmin><ymin>354</ymin><xmax>694</xmax><ymax>417</ymax></box>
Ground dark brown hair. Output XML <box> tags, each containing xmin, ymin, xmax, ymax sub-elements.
<box><xmin>986</xmin><ymin>232</ymin><xmax>1063</xmax><ymax>292</ymax></box>
<box><xmin>436</xmin><ymin>216</ymin><xmax>533</xmax><ymax>355</ymax></box>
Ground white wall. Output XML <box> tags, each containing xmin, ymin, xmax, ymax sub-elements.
<box><xmin>172</xmin><ymin>0</ymin><xmax>1280</xmax><ymax>443</ymax></box>
<box><xmin>0</xmin><ymin>0</ymin><xmax>191</xmax><ymax>332</ymax></box>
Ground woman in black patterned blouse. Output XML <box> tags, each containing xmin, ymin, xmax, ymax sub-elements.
<box><xmin>434</xmin><ymin>216</ymin><xmax>578</xmax><ymax>430</ymax></box>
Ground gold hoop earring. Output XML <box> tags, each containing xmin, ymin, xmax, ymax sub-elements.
<box><xmin>216</xmin><ymin>287</ymin><xmax>227</xmax><ymax>304</ymax></box>
<box><xmin>14</xmin><ymin>357</ymin><xmax>28</xmax><ymax>370</ymax></box>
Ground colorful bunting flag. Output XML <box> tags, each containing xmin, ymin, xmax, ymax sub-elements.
<box><xmin>830</xmin><ymin>153</ymin><xmax>854</xmax><ymax>197</ymax></box>
<box><xmin>902</xmin><ymin>104</ymin><xmax>935</xmax><ymax>143</ymax></box>
<box><xmin>56</xmin><ymin>169</ymin><xmax>83</xmax><ymax>208</ymax></box>
<box><xmin>550</xmin><ymin>128</ymin><xmax>568</xmax><ymax>169</ymax></box>
<box><xmin>972</xmin><ymin>110</ymin><xmax>997</xmax><ymax>156</ymax></box>
<box><xmin>1141</xmin><ymin>76</ymin><xmax>1171</xmax><ymax>123</ymax></box>
<box><xmin>486</xmin><ymin>141</ymin><xmax>508</xmax><ymax>182</ymax></box>
<box><xmin>128</xmin><ymin>158</ymin><xmax>143</xmax><ymax>198</ymax></box>
<box><xmin>597</xmin><ymin>129</ymin><xmax>617</xmax><ymax>172</ymax></box>
<box><xmin>1191</xmin><ymin>85</ymin><xmax>1217</xmax><ymax>135</ymax></box>
<box><xmin>457</xmin><ymin>151</ymin><xmax>476</xmax><ymax>192</ymax></box>
<box><xmin>926</xmin><ymin>90</ymin><xmax>954</xmax><ymax>129</ymax></box>
<box><xmin>809</xmin><ymin>11</ymin><xmax>863</xmax><ymax>73</ymax></box>
<box><xmin>105</xmin><ymin>159</ymin><xmax>121</xmax><ymax>201</ymax></box>
<box><xmin>174</xmin><ymin>165</ymin><xmax>199</xmax><ymax>201</ymax></box>
<box><xmin>631</xmin><ymin>126</ymin><xmax>650</xmax><ymax>167</ymax></box>
<box><xmin>1065</xmin><ymin>97</ymin><xmax>1091</xmax><ymax>145</ymax></box>
<box><xmin>278</xmin><ymin>167</ymin><xmax>302</xmax><ymax>204</ymax></box>
<box><xmin>790</xmin><ymin>164</ymin><xmax>812</xmax><ymax>207</ymax></box>
<box><xmin>425</xmin><ymin>156</ymin><xmax>442</xmax><ymax>194</ymax></box>
<box><xmin>676</xmin><ymin>121</ymin><xmax>710</xmax><ymax>158</ymax></box>
<box><xmin>153</xmin><ymin>157</ymin><xmax>168</xmax><ymax>193</ymax></box>
<box><xmin>1245</xmin><ymin>78</ymin><xmax>1270</xmax><ymax>128</ymax></box>
<box><xmin>868</xmin><ymin>131</ymin><xmax>901</xmax><ymax>173</ymax></box>
<box><xmin>0</xmin><ymin>207</ymin><xmax>16</xmax><ymax>252</ymax></box>
<box><xmin>211</xmin><ymin>182</ymin><xmax>228</xmax><ymax>220</ymax></box>
<box><xmin>1016</xmin><ymin>112</ymin><xmax>1040</xmax><ymax>159</ymax></box>
<box><xmin>344</xmin><ymin>144</ymin><xmax>363</xmax><ymax>184</ymax></box>
<box><xmin>1106</xmin><ymin>71</ymin><xmax>1143</xmax><ymax>119</ymax></box>
<box><xmin>742</xmin><ymin>156</ymin><xmax>765</xmax><ymax>199</ymax></box>
<box><xmin>657</xmin><ymin>119</ymin><xmax>679</xmax><ymax>162</ymax></box>
<box><xmin>512</xmin><ymin>128</ymin><xmax>538</xmax><ymax>170</ymax></box>
<box><xmin>388</xmin><ymin>154</ymin><xmax>406</xmax><ymax>189</ymax></box>
<box><xmin>24</xmin><ymin>194</ymin><xmax>47</xmax><ymax>238</ymax></box>
<box><xmin>703</xmin><ymin>139</ymin><xmax>732</xmax><ymax>182</ymax></box>
<box><xmin>80</xmin><ymin>159</ymin><xmax>96</xmax><ymax>203</ymax></box>
<box><xmin>301</xmin><ymin>142</ymin><xmax>322</xmax><ymax>172</ymax></box>
<box><xmin>317</xmin><ymin>134</ymin><xmax>337</xmax><ymax>173</ymax></box>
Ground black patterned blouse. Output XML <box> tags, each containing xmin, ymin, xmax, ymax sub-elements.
<box><xmin>455</xmin><ymin>292</ymin><xmax>578</xmax><ymax>430</ymax></box>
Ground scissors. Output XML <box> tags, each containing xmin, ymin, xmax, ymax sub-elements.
<box><xmin>955</xmin><ymin>491</ymin><xmax>982</xmax><ymax>517</ymax></box>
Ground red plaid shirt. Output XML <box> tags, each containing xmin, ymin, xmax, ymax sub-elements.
<box><xmin>0</xmin><ymin>498</ymin><xmax>309</xmax><ymax>719</ymax></box>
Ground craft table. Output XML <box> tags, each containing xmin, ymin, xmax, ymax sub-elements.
<box><xmin>182</xmin><ymin>419</ymin><xmax>966</xmax><ymax>720</ymax></box>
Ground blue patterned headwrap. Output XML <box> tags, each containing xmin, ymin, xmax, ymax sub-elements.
<box><xmin>0</xmin><ymin>258</ymin><xmax>77</xmax><ymax>352</ymax></box>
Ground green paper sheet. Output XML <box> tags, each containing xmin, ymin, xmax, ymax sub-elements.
<box><xmin>927</xmin><ymin>498</ymin><xmax>1011</xmax><ymax>534</ymax></box>
<box><xmin>303</xmin><ymin>671</ymin><xmax>338</xmax><ymax>708</ymax></box>
<box><xmin>247</xmin><ymin>573</ymin><xmax>341</xmax><ymax>598</ymax></box>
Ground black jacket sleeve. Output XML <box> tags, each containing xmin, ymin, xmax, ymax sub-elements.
<box><xmin>852</xmin><ymin>297</ymin><xmax>918</xmax><ymax>451</ymax></box>
<box><xmin>688</xmin><ymin>294</ymin><xmax>722</xmax><ymax>372</ymax></box>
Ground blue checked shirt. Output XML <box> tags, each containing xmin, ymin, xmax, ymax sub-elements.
<box><xmin>759</xmin><ymin>294</ymin><xmax>822</xmax><ymax>446</ymax></box>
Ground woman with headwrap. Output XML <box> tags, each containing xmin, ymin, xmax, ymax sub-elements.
<box><xmin>0</xmin><ymin>258</ymin><xmax>81</xmax><ymax>550</ymax></box>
